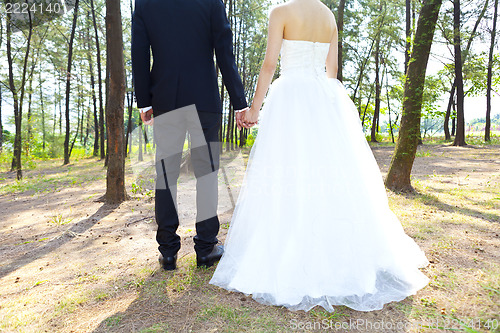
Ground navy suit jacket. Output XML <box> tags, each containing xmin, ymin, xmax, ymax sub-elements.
<box><xmin>131</xmin><ymin>0</ymin><xmax>248</xmax><ymax>115</ymax></box>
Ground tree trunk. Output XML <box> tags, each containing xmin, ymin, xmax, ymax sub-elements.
<box><xmin>39</xmin><ymin>62</ymin><xmax>46</xmax><ymax>151</ymax></box>
<box><xmin>485</xmin><ymin>0</ymin><xmax>498</xmax><ymax>142</ymax></box>
<box><xmin>443</xmin><ymin>84</ymin><xmax>455</xmax><ymax>140</ymax></box>
<box><xmin>337</xmin><ymin>0</ymin><xmax>346</xmax><ymax>82</ymax></box>
<box><xmin>104</xmin><ymin>0</ymin><xmax>127</xmax><ymax>203</ymax></box>
<box><xmin>91</xmin><ymin>0</ymin><xmax>105</xmax><ymax>160</ymax></box>
<box><xmin>64</xmin><ymin>0</ymin><xmax>80</xmax><ymax>165</ymax></box>
<box><xmin>385</xmin><ymin>0</ymin><xmax>442</xmax><ymax>192</ymax></box>
<box><xmin>371</xmin><ymin>33</ymin><xmax>382</xmax><ymax>143</ymax></box>
<box><xmin>444</xmin><ymin>0</ymin><xmax>488</xmax><ymax>140</ymax></box>
<box><xmin>452</xmin><ymin>0</ymin><xmax>466</xmax><ymax>147</ymax></box>
<box><xmin>405</xmin><ymin>0</ymin><xmax>411</xmax><ymax>73</ymax></box>
<box><xmin>7</xmin><ymin>6</ymin><xmax>33</xmax><ymax>180</ymax></box>
<box><xmin>0</xmin><ymin>86</ymin><xmax>3</xmax><ymax>153</ymax></box>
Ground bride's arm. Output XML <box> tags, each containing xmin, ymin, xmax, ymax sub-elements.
<box><xmin>326</xmin><ymin>17</ymin><xmax>339</xmax><ymax>79</ymax></box>
<box><xmin>243</xmin><ymin>7</ymin><xmax>285</xmax><ymax>126</ymax></box>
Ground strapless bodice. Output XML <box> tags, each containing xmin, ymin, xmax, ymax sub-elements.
<box><xmin>280</xmin><ymin>39</ymin><xmax>330</xmax><ymax>76</ymax></box>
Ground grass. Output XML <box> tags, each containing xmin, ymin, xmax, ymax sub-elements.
<box><xmin>0</xmin><ymin>144</ymin><xmax>498</xmax><ymax>332</ymax></box>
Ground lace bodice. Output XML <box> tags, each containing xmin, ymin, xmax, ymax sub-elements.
<box><xmin>280</xmin><ymin>39</ymin><xmax>330</xmax><ymax>76</ymax></box>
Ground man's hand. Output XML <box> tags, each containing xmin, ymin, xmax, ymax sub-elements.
<box><xmin>141</xmin><ymin>109</ymin><xmax>154</xmax><ymax>125</ymax></box>
<box><xmin>235</xmin><ymin>107</ymin><xmax>249</xmax><ymax>130</ymax></box>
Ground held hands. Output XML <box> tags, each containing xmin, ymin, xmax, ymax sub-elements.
<box><xmin>236</xmin><ymin>106</ymin><xmax>259</xmax><ymax>130</ymax></box>
<box><xmin>141</xmin><ymin>109</ymin><xmax>154</xmax><ymax>126</ymax></box>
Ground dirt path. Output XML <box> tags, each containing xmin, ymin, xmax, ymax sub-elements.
<box><xmin>0</xmin><ymin>144</ymin><xmax>498</xmax><ymax>332</ymax></box>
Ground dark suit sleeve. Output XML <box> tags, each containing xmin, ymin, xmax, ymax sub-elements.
<box><xmin>131</xmin><ymin>0</ymin><xmax>152</xmax><ymax>108</ymax></box>
<box><xmin>211</xmin><ymin>0</ymin><xmax>248</xmax><ymax>110</ymax></box>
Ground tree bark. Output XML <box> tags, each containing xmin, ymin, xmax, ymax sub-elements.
<box><xmin>485</xmin><ymin>0</ymin><xmax>498</xmax><ymax>142</ymax></box>
<box><xmin>0</xmin><ymin>86</ymin><xmax>3</xmax><ymax>153</ymax></box>
<box><xmin>64</xmin><ymin>0</ymin><xmax>80</xmax><ymax>165</ymax></box>
<box><xmin>91</xmin><ymin>0</ymin><xmax>105</xmax><ymax>160</ymax></box>
<box><xmin>371</xmin><ymin>34</ymin><xmax>381</xmax><ymax>143</ymax></box>
<box><xmin>452</xmin><ymin>0</ymin><xmax>466</xmax><ymax>147</ymax></box>
<box><xmin>7</xmin><ymin>2</ymin><xmax>33</xmax><ymax>180</ymax></box>
<box><xmin>443</xmin><ymin>84</ymin><xmax>455</xmax><ymax>140</ymax></box>
<box><xmin>104</xmin><ymin>0</ymin><xmax>127</xmax><ymax>203</ymax></box>
<box><xmin>405</xmin><ymin>0</ymin><xmax>411</xmax><ymax>73</ymax></box>
<box><xmin>385</xmin><ymin>0</ymin><xmax>442</xmax><ymax>191</ymax></box>
<box><xmin>337</xmin><ymin>0</ymin><xmax>346</xmax><ymax>82</ymax></box>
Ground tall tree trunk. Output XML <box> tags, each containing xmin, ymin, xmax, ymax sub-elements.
<box><xmin>0</xmin><ymin>86</ymin><xmax>3</xmax><ymax>153</ymax></box>
<box><xmin>26</xmin><ymin>52</ymin><xmax>37</xmax><ymax>156</ymax></box>
<box><xmin>91</xmin><ymin>0</ymin><xmax>105</xmax><ymax>160</ymax></box>
<box><xmin>371</xmin><ymin>33</ymin><xmax>382</xmax><ymax>143</ymax></box>
<box><xmin>485</xmin><ymin>0</ymin><xmax>498</xmax><ymax>142</ymax></box>
<box><xmin>104</xmin><ymin>0</ymin><xmax>127</xmax><ymax>203</ymax></box>
<box><xmin>385</xmin><ymin>0</ymin><xmax>442</xmax><ymax>191</ymax></box>
<box><xmin>138</xmin><ymin>121</ymin><xmax>143</xmax><ymax>161</ymax></box>
<box><xmin>337</xmin><ymin>0</ymin><xmax>346</xmax><ymax>82</ymax></box>
<box><xmin>64</xmin><ymin>0</ymin><xmax>80</xmax><ymax>165</ymax></box>
<box><xmin>0</xmin><ymin>18</ymin><xmax>3</xmax><ymax>153</ymax></box>
<box><xmin>444</xmin><ymin>0</ymin><xmax>488</xmax><ymax>140</ymax></box>
<box><xmin>385</xmin><ymin>64</ymin><xmax>395</xmax><ymax>143</ymax></box>
<box><xmin>452</xmin><ymin>0</ymin><xmax>466</xmax><ymax>147</ymax></box>
<box><xmin>443</xmin><ymin>84</ymin><xmax>455</xmax><ymax>140</ymax></box>
<box><xmin>39</xmin><ymin>62</ymin><xmax>46</xmax><ymax>151</ymax></box>
<box><xmin>405</xmin><ymin>0</ymin><xmax>411</xmax><ymax>73</ymax></box>
<box><xmin>7</xmin><ymin>6</ymin><xmax>33</xmax><ymax>180</ymax></box>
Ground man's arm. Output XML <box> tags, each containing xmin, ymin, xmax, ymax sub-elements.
<box><xmin>211</xmin><ymin>0</ymin><xmax>248</xmax><ymax>111</ymax></box>
<box><xmin>131</xmin><ymin>0</ymin><xmax>152</xmax><ymax>108</ymax></box>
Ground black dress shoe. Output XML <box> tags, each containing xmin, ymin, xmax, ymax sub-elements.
<box><xmin>159</xmin><ymin>254</ymin><xmax>177</xmax><ymax>271</ymax></box>
<box><xmin>197</xmin><ymin>245</ymin><xmax>224</xmax><ymax>268</ymax></box>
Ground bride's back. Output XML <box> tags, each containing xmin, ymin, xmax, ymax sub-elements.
<box><xmin>281</xmin><ymin>0</ymin><xmax>336</xmax><ymax>43</ymax></box>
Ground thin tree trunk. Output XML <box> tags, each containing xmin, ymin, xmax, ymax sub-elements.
<box><xmin>443</xmin><ymin>84</ymin><xmax>455</xmax><ymax>140</ymax></box>
<box><xmin>0</xmin><ymin>86</ymin><xmax>3</xmax><ymax>153</ymax></box>
<box><xmin>91</xmin><ymin>0</ymin><xmax>105</xmax><ymax>160</ymax></box>
<box><xmin>64</xmin><ymin>0</ymin><xmax>80</xmax><ymax>165</ymax></box>
<box><xmin>452</xmin><ymin>0</ymin><xmax>466</xmax><ymax>147</ymax></box>
<box><xmin>485</xmin><ymin>0</ymin><xmax>498</xmax><ymax>142</ymax></box>
<box><xmin>104</xmin><ymin>0</ymin><xmax>127</xmax><ymax>203</ymax></box>
<box><xmin>7</xmin><ymin>5</ymin><xmax>33</xmax><ymax>180</ymax></box>
<box><xmin>444</xmin><ymin>0</ymin><xmax>488</xmax><ymax>139</ymax></box>
<box><xmin>138</xmin><ymin>121</ymin><xmax>143</xmax><ymax>161</ymax></box>
<box><xmin>39</xmin><ymin>62</ymin><xmax>46</xmax><ymax>151</ymax></box>
<box><xmin>371</xmin><ymin>29</ymin><xmax>382</xmax><ymax>143</ymax></box>
<box><xmin>385</xmin><ymin>0</ymin><xmax>442</xmax><ymax>191</ymax></box>
<box><xmin>337</xmin><ymin>0</ymin><xmax>346</xmax><ymax>82</ymax></box>
<box><xmin>405</xmin><ymin>0</ymin><xmax>411</xmax><ymax>73</ymax></box>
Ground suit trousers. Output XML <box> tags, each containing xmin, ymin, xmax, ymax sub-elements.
<box><xmin>154</xmin><ymin>106</ymin><xmax>221</xmax><ymax>258</ymax></box>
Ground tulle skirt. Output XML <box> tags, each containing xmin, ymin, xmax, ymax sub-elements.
<box><xmin>209</xmin><ymin>72</ymin><xmax>429</xmax><ymax>312</ymax></box>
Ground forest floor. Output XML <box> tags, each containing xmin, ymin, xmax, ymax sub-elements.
<box><xmin>0</xmin><ymin>139</ymin><xmax>499</xmax><ymax>333</ymax></box>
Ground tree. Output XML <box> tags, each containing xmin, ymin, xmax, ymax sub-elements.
<box><xmin>103</xmin><ymin>0</ymin><xmax>127</xmax><ymax>203</ymax></box>
<box><xmin>385</xmin><ymin>0</ymin><xmax>442</xmax><ymax>192</ymax></box>
<box><xmin>452</xmin><ymin>0</ymin><xmax>466</xmax><ymax>147</ymax></box>
<box><xmin>91</xmin><ymin>0</ymin><xmax>105</xmax><ymax>160</ymax></box>
<box><xmin>63</xmin><ymin>0</ymin><xmax>80</xmax><ymax>165</ymax></box>
<box><xmin>337</xmin><ymin>0</ymin><xmax>346</xmax><ymax>81</ymax></box>
<box><xmin>6</xmin><ymin>2</ymin><xmax>33</xmax><ymax>180</ymax></box>
<box><xmin>486</xmin><ymin>0</ymin><xmax>498</xmax><ymax>141</ymax></box>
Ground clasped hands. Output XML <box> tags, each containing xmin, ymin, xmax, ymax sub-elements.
<box><xmin>141</xmin><ymin>107</ymin><xmax>258</xmax><ymax>130</ymax></box>
<box><xmin>236</xmin><ymin>107</ymin><xmax>259</xmax><ymax>130</ymax></box>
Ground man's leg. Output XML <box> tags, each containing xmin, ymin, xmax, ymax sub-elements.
<box><xmin>154</xmin><ymin>110</ymin><xmax>187</xmax><ymax>258</ymax></box>
<box><xmin>188</xmin><ymin>111</ymin><xmax>221</xmax><ymax>258</ymax></box>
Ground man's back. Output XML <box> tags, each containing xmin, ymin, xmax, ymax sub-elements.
<box><xmin>132</xmin><ymin>0</ymin><xmax>247</xmax><ymax>114</ymax></box>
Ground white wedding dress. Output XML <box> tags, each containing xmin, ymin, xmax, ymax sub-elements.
<box><xmin>209</xmin><ymin>39</ymin><xmax>429</xmax><ymax>312</ymax></box>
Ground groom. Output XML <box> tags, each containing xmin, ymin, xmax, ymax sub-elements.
<box><xmin>132</xmin><ymin>0</ymin><xmax>249</xmax><ymax>270</ymax></box>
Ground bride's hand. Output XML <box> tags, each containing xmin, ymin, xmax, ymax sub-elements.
<box><xmin>243</xmin><ymin>107</ymin><xmax>259</xmax><ymax>128</ymax></box>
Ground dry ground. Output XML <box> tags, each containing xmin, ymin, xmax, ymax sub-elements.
<box><xmin>0</xmin><ymin>141</ymin><xmax>499</xmax><ymax>333</ymax></box>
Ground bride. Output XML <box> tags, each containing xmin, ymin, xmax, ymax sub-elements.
<box><xmin>209</xmin><ymin>0</ymin><xmax>429</xmax><ymax>312</ymax></box>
